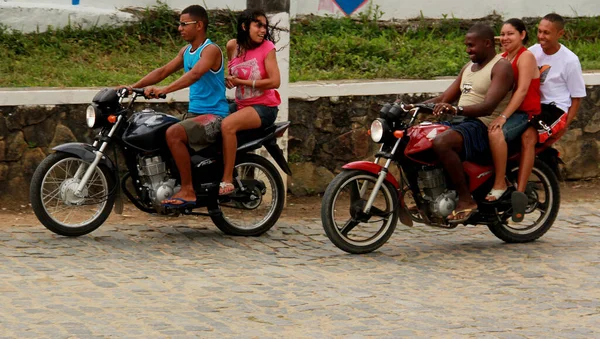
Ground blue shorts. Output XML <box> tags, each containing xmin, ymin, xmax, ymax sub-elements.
<box><xmin>229</xmin><ymin>103</ymin><xmax>278</xmax><ymax>128</ymax></box>
<box><xmin>442</xmin><ymin>118</ymin><xmax>489</xmax><ymax>162</ymax></box>
<box><xmin>502</xmin><ymin>112</ymin><xmax>529</xmax><ymax>142</ymax></box>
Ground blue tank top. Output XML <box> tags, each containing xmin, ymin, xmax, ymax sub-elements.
<box><xmin>184</xmin><ymin>39</ymin><xmax>229</xmax><ymax>117</ymax></box>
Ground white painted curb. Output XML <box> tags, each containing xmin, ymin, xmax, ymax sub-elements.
<box><xmin>1</xmin><ymin>73</ymin><xmax>599</xmax><ymax>106</ymax></box>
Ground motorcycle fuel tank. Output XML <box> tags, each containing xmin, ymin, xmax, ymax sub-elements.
<box><xmin>122</xmin><ymin>110</ymin><xmax>179</xmax><ymax>152</ymax></box>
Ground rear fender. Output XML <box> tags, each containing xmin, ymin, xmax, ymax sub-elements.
<box><xmin>264</xmin><ymin>140</ymin><xmax>292</xmax><ymax>176</ymax></box>
<box><xmin>538</xmin><ymin>147</ymin><xmax>564</xmax><ymax>181</ymax></box>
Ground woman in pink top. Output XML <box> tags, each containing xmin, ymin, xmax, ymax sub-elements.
<box><xmin>221</xmin><ymin>9</ymin><xmax>281</xmax><ymax>195</ymax></box>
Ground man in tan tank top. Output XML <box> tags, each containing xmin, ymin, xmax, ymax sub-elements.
<box><xmin>412</xmin><ymin>24</ymin><xmax>514</xmax><ymax>223</ymax></box>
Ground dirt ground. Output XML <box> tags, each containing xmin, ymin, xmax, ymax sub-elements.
<box><xmin>2</xmin><ymin>178</ymin><xmax>598</xmax><ymax>225</ymax></box>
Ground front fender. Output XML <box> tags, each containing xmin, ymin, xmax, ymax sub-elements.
<box><xmin>342</xmin><ymin>161</ymin><xmax>399</xmax><ymax>189</ymax></box>
<box><xmin>53</xmin><ymin>142</ymin><xmax>117</xmax><ymax>174</ymax></box>
<box><xmin>341</xmin><ymin>161</ymin><xmax>412</xmax><ymax>226</ymax></box>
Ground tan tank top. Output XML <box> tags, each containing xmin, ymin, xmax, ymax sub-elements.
<box><xmin>457</xmin><ymin>54</ymin><xmax>511</xmax><ymax>126</ymax></box>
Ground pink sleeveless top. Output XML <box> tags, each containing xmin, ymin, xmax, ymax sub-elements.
<box><xmin>228</xmin><ymin>40</ymin><xmax>281</xmax><ymax>109</ymax></box>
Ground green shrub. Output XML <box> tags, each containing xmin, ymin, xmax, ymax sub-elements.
<box><xmin>1</xmin><ymin>2</ymin><xmax>598</xmax><ymax>87</ymax></box>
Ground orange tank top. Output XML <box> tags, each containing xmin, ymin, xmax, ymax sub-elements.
<box><xmin>502</xmin><ymin>47</ymin><xmax>541</xmax><ymax>118</ymax></box>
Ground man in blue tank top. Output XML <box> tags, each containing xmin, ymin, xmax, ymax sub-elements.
<box><xmin>124</xmin><ymin>5</ymin><xmax>228</xmax><ymax>207</ymax></box>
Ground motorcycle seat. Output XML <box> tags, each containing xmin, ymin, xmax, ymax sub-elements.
<box><xmin>236</xmin><ymin>123</ymin><xmax>278</xmax><ymax>145</ymax></box>
<box><xmin>190</xmin><ymin>122</ymin><xmax>286</xmax><ymax>157</ymax></box>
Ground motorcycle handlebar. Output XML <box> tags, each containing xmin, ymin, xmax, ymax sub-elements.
<box><xmin>131</xmin><ymin>88</ymin><xmax>167</xmax><ymax>99</ymax></box>
<box><xmin>399</xmin><ymin>102</ymin><xmax>435</xmax><ymax>113</ymax></box>
<box><xmin>118</xmin><ymin>87</ymin><xmax>166</xmax><ymax>99</ymax></box>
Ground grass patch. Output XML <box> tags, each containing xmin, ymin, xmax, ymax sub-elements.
<box><xmin>1</xmin><ymin>3</ymin><xmax>599</xmax><ymax>87</ymax></box>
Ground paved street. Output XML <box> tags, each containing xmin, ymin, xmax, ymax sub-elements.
<box><xmin>1</xmin><ymin>199</ymin><xmax>599</xmax><ymax>338</ymax></box>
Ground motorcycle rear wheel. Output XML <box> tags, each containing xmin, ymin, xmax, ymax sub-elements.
<box><xmin>30</xmin><ymin>152</ymin><xmax>115</xmax><ymax>236</ymax></box>
<box><xmin>211</xmin><ymin>154</ymin><xmax>284</xmax><ymax>236</ymax></box>
<box><xmin>488</xmin><ymin>159</ymin><xmax>560</xmax><ymax>243</ymax></box>
<box><xmin>321</xmin><ymin>170</ymin><xmax>399</xmax><ymax>254</ymax></box>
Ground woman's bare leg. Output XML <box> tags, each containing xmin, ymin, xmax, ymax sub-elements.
<box><xmin>221</xmin><ymin>107</ymin><xmax>262</xmax><ymax>185</ymax></box>
<box><xmin>517</xmin><ymin>127</ymin><xmax>538</xmax><ymax>192</ymax></box>
<box><xmin>486</xmin><ymin>127</ymin><xmax>508</xmax><ymax>201</ymax></box>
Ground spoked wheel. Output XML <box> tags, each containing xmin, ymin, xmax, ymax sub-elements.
<box><xmin>488</xmin><ymin>159</ymin><xmax>560</xmax><ymax>243</ymax></box>
<box><xmin>30</xmin><ymin>152</ymin><xmax>115</xmax><ymax>236</ymax></box>
<box><xmin>211</xmin><ymin>154</ymin><xmax>284</xmax><ymax>236</ymax></box>
<box><xmin>321</xmin><ymin>170</ymin><xmax>399</xmax><ymax>254</ymax></box>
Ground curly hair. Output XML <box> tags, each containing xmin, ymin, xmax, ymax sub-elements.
<box><xmin>235</xmin><ymin>9</ymin><xmax>274</xmax><ymax>56</ymax></box>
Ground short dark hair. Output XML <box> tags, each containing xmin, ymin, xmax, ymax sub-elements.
<box><xmin>543</xmin><ymin>13</ymin><xmax>565</xmax><ymax>30</ymax></box>
<box><xmin>182</xmin><ymin>5</ymin><xmax>209</xmax><ymax>31</ymax></box>
<box><xmin>504</xmin><ymin>18</ymin><xmax>529</xmax><ymax>45</ymax></box>
<box><xmin>468</xmin><ymin>23</ymin><xmax>496</xmax><ymax>43</ymax></box>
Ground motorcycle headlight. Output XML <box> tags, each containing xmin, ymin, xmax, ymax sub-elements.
<box><xmin>86</xmin><ymin>105</ymin><xmax>97</xmax><ymax>128</ymax></box>
<box><xmin>370</xmin><ymin>118</ymin><xmax>388</xmax><ymax>143</ymax></box>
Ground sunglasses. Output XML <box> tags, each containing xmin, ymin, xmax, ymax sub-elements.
<box><xmin>253</xmin><ymin>20</ymin><xmax>267</xmax><ymax>29</ymax></box>
<box><xmin>178</xmin><ymin>21</ymin><xmax>198</xmax><ymax>27</ymax></box>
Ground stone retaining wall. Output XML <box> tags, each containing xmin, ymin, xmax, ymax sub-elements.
<box><xmin>1</xmin><ymin>87</ymin><xmax>599</xmax><ymax>203</ymax></box>
<box><xmin>288</xmin><ymin>88</ymin><xmax>600</xmax><ymax>195</ymax></box>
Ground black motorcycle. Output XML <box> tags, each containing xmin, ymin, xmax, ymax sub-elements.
<box><xmin>30</xmin><ymin>88</ymin><xmax>291</xmax><ymax>237</ymax></box>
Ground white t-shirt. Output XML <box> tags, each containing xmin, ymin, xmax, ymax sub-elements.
<box><xmin>528</xmin><ymin>43</ymin><xmax>586</xmax><ymax>113</ymax></box>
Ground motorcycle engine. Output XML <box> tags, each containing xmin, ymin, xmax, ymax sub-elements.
<box><xmin>137</xmin><ymin>155</ymin><xmax>179</xmax><ymax>211</ymax></box>
<box><xmin>418</xmin><ymin>168</ymin><xmax>457</xmax><ymax>217</ymax></box>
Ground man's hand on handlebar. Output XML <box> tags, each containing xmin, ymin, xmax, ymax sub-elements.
<box><xmin>433</xmin><ymin>102</ymin><xmax>457</xmax><ymax>116</ymax></box>
<box><xmin>143</xmin><ymin>86</ymin><xmax>168</xmax><ymax>99</ymax></box>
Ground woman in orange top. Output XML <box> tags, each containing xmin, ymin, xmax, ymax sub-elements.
<box><xmin>486</xmin><ymin>18</ymin><xmax>541</xmax><ymax>201</ymax></box>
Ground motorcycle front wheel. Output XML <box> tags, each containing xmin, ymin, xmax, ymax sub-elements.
<box><xmin>30</xmin><ymin>152</ymin><xmax>115</xmax><ymax>236</ymax></box>
<box><xmin>211</xmin><ymin>153</ymin><xmax>285</xmax><ymax>236</ymax></box>
<box><xmin>321</xmin><ymin>170</ymin><xmax>399</xmax><ymax>254</ymax></box>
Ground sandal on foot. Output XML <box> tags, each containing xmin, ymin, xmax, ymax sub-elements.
<box><xmin>511</xmin><ymin>191</ymin><xmax>528</xmax><ymax>222</ymax></box>
<box><xmin>219</xmin><ymin>182</ymin><xmax>235</xmax><ymax>196</ymax></box>
<box><xmin>485</xmin><ymin>188</ymin><xmax>507</xmax><ymax>202</ymax></box>
<box><xmin>448</xmin><ymin>208</ymin><xmax>478</xmax><ymax>224</ymax></box>
<box><xmin>161</xmin><ymin>197</ymin><xmax>196</xmax><ymax>209</ymax></box>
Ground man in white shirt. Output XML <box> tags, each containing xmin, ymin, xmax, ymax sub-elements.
<box><xmin>512</xmin><ymin>13</ymin><xmax>586</xmax><ymax>222</ymax></box>
<box><xmin>528</xmin><ymin>13</ymin><xmax>586</xmax><ymax>140</ymax></box>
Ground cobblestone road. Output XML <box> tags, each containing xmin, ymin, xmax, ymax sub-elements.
<box><xmin>1</xmin><ymin>200</ymin><xmax>599</xmax><ymax>338</ymax></box>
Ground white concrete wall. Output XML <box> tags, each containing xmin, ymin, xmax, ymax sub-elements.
<box><xmin>0</xmin><ymin>0</ymin><xmax>247</xmax><ymax>32</ymax></box>
<box><xmin>294</xmin><ymin>0</ymin><xmax>600</xmax><ymax>20</ymax></box>
<box><xmin>2</xmin><ymin>74</ymin><xmax>600</xmax><ymax>106</ymax></box>
<box><xmin>2</xmin><ymin>0</ymin><xmax>599</xmax><ymax>33</ymax></box>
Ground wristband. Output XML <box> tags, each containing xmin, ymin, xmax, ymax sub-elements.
<box><xmin>500</xmin><ymin>114</ymin><xmax>508</xmax><ymax>120</ymax></box>
<box><xmin>252</xmin><ymin>80</ymin><xmax>256</xmax><ymax>90</ymax></box>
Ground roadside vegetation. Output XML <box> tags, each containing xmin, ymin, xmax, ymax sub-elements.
<box><xmin>1</xmin><ymin>2</ymin><xmax>598</xmax><ymax>87</ymax></box>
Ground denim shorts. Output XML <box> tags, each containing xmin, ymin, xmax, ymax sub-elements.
<box><xmin>229</xmin><ymin>103</ymin><xmax>278</xmax><ymax>128</ymax></box>
<box><xmin>502</xmin><ymin>112</ymin><xmax>529</xmax><ymax>142</ymax></box>
<box><xmin>441</xmin><ymin>118</ymin><xmax>489</xmax><ymax>162</ymax></box>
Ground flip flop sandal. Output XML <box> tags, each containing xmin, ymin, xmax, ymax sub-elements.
<box><xmin>219</xmin><ymin>182</ymin><xmax>235</xmax><ymax>196</ymax></box>
<box><xmin>161</xmin><ymin>197</ymin><xmax>196</xmax><ymax>208</ymax></box>
<box><xmin>485</xmin><ymin>188</ymin><xmax>507</xmax><ymax>201</ymax></box>
<box><xmin>448</xmin><ymin>208</ymin><xmax>478</xmax><ymax>224</ymax></box>
<box><xmin>511</xmin><ymin>191</ymin><xmax>528</xmax><ymax>222</ymax></box>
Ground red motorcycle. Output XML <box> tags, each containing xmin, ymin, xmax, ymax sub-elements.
<box><xmin>320</xmin><ymin>102</ymin><xmax>562</xmax><ymax>254</ymax></box>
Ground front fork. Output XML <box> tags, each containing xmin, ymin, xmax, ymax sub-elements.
<box><xmin>362</xmin><ymin>139</ymin><xmax>402</xmax><ymax>214</ymax></box>
<box><xmin>73</xmin><ymin>115</ymin><xmax>123</xmax><ymax>196</ymax></box>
